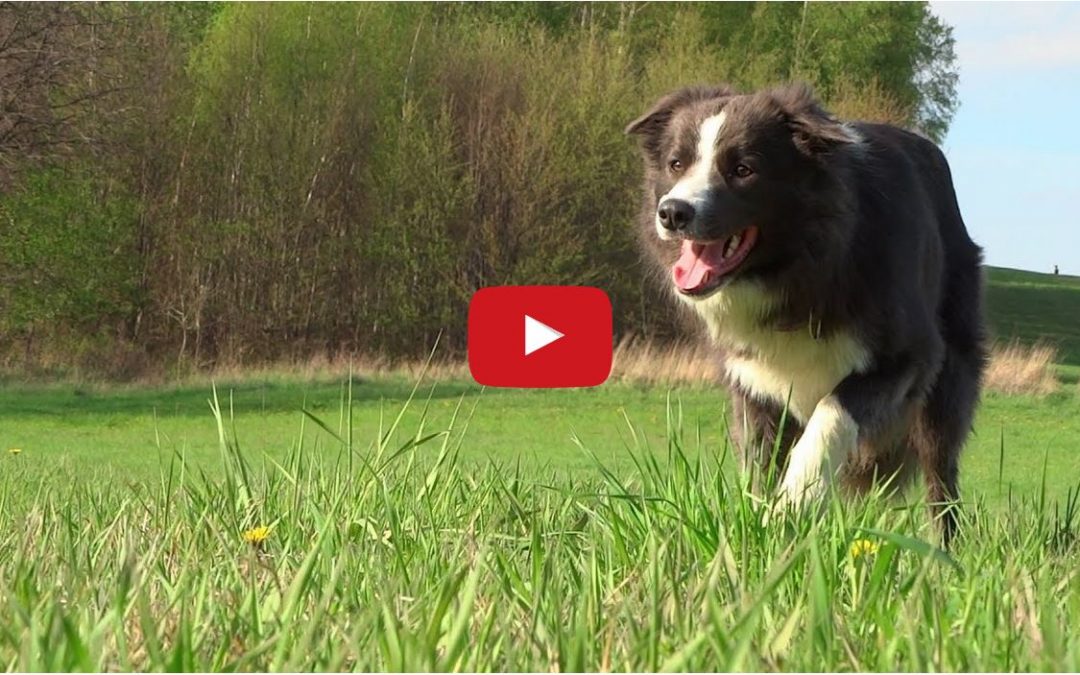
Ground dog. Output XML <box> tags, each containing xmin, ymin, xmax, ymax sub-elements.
<box><xmin>626</xmin><ymin>83</ymin><xmax>986</xmax><ymax>544</ymax></box>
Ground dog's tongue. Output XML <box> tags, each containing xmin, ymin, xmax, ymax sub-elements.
<box><xmin>673</xmin><ymin>240</ymin><xmax>726</xmax><ymax>292</ymax></box>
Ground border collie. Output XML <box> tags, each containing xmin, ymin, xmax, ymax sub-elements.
<box><xmin>626</xmin><ymin>83</ymin><xmax>986</xmax><ymax>543</ymax></box>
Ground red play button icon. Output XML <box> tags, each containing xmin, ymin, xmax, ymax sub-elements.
<box><xmin>468</xmin><ymin>286</ymin><xmax>612</xmax><ymax>388</ymax></box>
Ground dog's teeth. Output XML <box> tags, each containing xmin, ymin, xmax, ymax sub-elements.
<box><xmin>723</xmin><ymin>234</ymin><xmax>741</xmax><ymax>258</ymax></box>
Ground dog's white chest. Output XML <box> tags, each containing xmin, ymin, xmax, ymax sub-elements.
<box><xmin>683</xmin><ymin>284</ymin><xmax>871</xmax><ymax>423</ymax></box>
<box><xmin>723</xmin><ymin>331</ymin><xmax>870</xmax><ymax>422</ymax></box>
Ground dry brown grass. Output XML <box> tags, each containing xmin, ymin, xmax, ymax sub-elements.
<box><xmin>202</xmin><ymin>338</ymin><xmax>724</xmax><ymax>389</ymax></box>
<box><xmin>6</xmin><ymin>338</ymin><xmax>1062</xmax><ymax>397</ymax></box>
<box><xmin>609</xmin><ymin>336</ymin><xmax>719</xmax><ymax>387</ymax></box>
<box><xmin>194</xmin><ymin>352</ymin><xmax>471</xmax><ymax>387</ymax></box>
<box><xmin>984</xmin><ymin>341</ymin><xmax>1060</xmax><ymax>396</ymax></box>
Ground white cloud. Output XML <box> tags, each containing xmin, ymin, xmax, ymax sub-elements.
<box><xmin>930</xmin><ymin>1</ymin><xmax>1080</xmax><ymax>71</ymax></box>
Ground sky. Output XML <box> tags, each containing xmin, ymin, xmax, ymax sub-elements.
<box><xmin>929</xmin><ymin>1</ymin><xmax>1080</xmax><ymax>275</ymax></box>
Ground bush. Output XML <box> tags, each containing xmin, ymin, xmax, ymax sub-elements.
<box><xmin>0</xmin><ymin>169</ymin><xmax>142</xmax><ymax>364</ymax></box>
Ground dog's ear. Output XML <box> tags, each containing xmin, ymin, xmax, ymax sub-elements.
<box><xmin>626</xmin><ymin>85</ymin><xmax>736</xmax><ymax>156</ymax></box>
<box><xmin>771</xmin><ymin>82</ymin><xmax>858</xmax><ymax>155</ymax></box>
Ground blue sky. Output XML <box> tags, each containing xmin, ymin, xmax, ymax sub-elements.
<box><xmin>930</xmin><ymin>1</ymin><xmax>1080</xmax><ymax>274</ymax></box>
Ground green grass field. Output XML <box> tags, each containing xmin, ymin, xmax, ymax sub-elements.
<box><xmin>2</xmin><ymin>376</ymin><xmax>1079</xmax><ymax>506</ymax></box>
<box><xmin>2</xmin><ymin>372</ymin><xmax>1080</xmax><ymax>670</ymax></box>
<box><xmin>2</xmin><ymin>264</ymin><xmax>1080</xmax><ymax>670</ymax></box>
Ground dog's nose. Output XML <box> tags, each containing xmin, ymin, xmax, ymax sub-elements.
<box><xmin>657</xmin><ymin>199</ymin><xmax>695</xmax><ymax>231</ymax></box>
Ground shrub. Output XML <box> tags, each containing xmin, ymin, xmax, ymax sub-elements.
<box><xmin>0</xmin><ymin>169</ymin><xmax>141</xmax><ymax>356</ymax></box>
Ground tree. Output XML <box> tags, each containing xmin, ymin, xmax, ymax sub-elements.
<box><xmin>0</xmin><ymin>4</ymin><xmax>106</xmax><ymax>186</ymax></box>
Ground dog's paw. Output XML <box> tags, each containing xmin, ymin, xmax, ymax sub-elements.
<box><xmin>762</xmin><ymin>488</ymin><xmax>797</xmax><ymax>527</ymax></box>
<box><xmin>762</xmin><ymin>478</ymin><xmax>826</xmax><ymax>527</ymax></box>
<box><xmin>779</xmin><ymin>474</ymin><xmax>825</xmax><ymax>508</ymax></box>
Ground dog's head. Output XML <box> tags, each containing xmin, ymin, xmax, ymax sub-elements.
<box><xmin>627</xmin><ymin>82</ymin><xmax>859</xmax><ymax>301</ymax></box>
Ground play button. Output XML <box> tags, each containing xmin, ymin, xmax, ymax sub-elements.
<box><xmin>467</xmin><ymin>285</ymin><xmax>612</xmax><ymax>388</ymax></box>
<box><xmin>524</xmin><ymin>315</ymin><xmax>564</xmax><ymax>356</ymax></box>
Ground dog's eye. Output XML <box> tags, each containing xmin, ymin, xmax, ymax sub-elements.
<box><xmin>733</xmin><ymin>164</ymin><xmax>754</xmax><ymax>179</ymax></box>
<box><xmin>668</xmin><ymin>159</ymin><xmax>684</xmax><ymax>173</ymax></box>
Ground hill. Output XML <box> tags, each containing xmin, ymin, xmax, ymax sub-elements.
<box><xmin>986</xmin><ymin>266</ymin><xmax>1080</xmax><ymax>365</ymax></box>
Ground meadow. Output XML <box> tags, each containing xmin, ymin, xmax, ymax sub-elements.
<box><xmin>3</xmin><ymin>4</ymin><xmax>1076</xmax><ymax>668</ymax></box>
<box><xmin>2</xmin><ymin>265</ymin><xmax>1080</xmax><ymax>670</ymax></box>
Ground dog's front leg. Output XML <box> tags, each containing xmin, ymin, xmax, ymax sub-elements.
<box><xmin>778</xmin><ymin>355</ymin><xmax>927</xmax><ymax>509</ymax></box>
<box><xmin>778</xmin><ymin>395</ymin><xmax>858</xmax><ymax>507</ymax></box>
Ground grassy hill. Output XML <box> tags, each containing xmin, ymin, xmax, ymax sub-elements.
<box><xmin>986</xmin><ymin>266</ymin><xmax>1080</xmax><ymax>365</ymax></box>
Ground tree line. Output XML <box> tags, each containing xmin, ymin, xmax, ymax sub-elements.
<box><xmin>0</xmin><ymin>2</ymin><xmax>957</xmax><ymax>376</ymax></box>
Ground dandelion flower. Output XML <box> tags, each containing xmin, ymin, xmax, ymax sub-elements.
<box><xmin>242</xmin><ymin>525</ymin><xmax>271</xmax><ymax>546</ymax></box>
<box><xmin>7</xmin><ymin>448</ymin><xmax>21</xmax><ymax>456</ymax></box>
<box><xmin>849</xmin><ymin>538</ymin><xmax>880</xmax><ymax>559</ymax></box>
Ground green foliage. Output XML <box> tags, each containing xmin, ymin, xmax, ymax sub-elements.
<box><xmin>0</xmin><ymin>2</ymin><xmax>962</xmax><ymax>369</ymax></box>
<box><xmin>0</xmin><ymin>169</ymin><xmax>140</xmax><ymax>335</ymax></box>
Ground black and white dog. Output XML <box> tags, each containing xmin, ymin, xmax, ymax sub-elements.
<box><xmin>627</xmin><ymin>83</ymin><xmax>986</xmax><ymax>543</ymax></box>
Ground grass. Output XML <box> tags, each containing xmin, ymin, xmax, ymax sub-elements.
<box><xmin>3</xmin><ymin>376</ymin><xmax>1080</xmax><ymax>505</ymax></box>
<box><xmin>2</xmin><ymin>373</ymin><xmax>1080</xmax><ymax>670</ymax></box>
<box><xmin>983</xmin><ymin>341</ymin><xmax>1060</xmax><ymax>396</ymax></box>
<box><xmin>986</xmin><ymin>266</ymin><xmax>1080</xmax><ymax>366</ymax></box>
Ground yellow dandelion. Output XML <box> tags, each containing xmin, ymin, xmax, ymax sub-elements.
<box><xmin>849</xmin><ymin>538</ymin><xmax>880</xmax><ymax>559</ymax></box>
<box><xmin>242</xmin><ymin>525</ymin><xmax>271</xmax><ymax>545</ymax></box>
<box><xmin>7</xmin><ymin>448</ymin><xmax>21</xmax><ymax>456</ymax></box>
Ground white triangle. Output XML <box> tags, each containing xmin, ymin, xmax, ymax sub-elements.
<box><xmin>524</xmin><ymin>315</ymin><xmax>564</xmax><ymax>356</ymax></box>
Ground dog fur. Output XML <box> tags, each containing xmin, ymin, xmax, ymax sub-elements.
<box><xmin>626</xmin><ymin>83</ymin><xmax>987</xmax><ymax>544</ymax></box>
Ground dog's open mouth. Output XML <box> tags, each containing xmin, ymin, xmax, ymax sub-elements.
<box><xmin>672</xmin><ymin>226</ymin><xmax>758</xmax><ymax>296</ymax></box>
